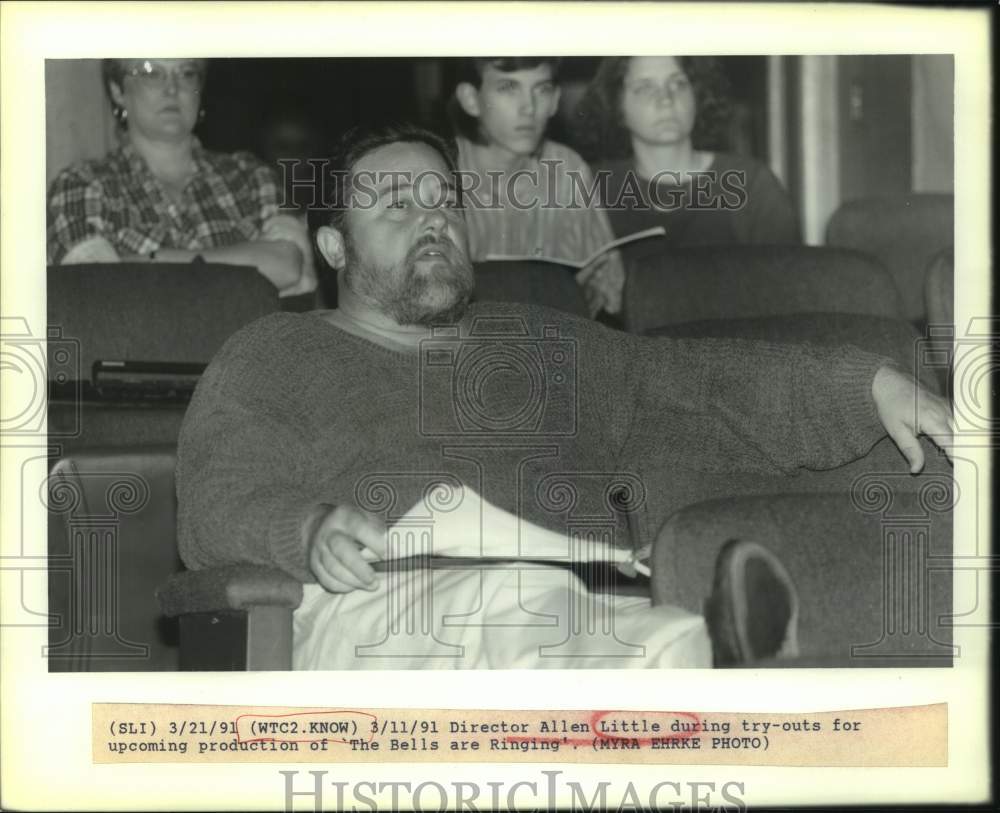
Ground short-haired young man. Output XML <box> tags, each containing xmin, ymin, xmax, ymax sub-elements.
<box><xmin>450</xmin><ymin>57</ymin><xmax>625</xmax><ymax>316</ymax></box>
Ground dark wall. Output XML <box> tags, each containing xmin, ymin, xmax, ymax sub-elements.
<box><xmin>838</xmin><ymin>55</ymin><xmax>913</xmax><ymax>200</ymax></box>
<box><xmin>195</xmin><ymin>56</ymin><xmax>769</xmax><ymax>163</ymax></box>
<box><xmin>198</xmin><ymin>58</ymin><xmax>433</xmax><ymax>157</ymax></box>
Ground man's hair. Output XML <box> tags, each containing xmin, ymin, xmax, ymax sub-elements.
<box><xmin>446</xmin><ymin>57</ymin><xmax>562</xmax><ymax>143</ymax></box>
<box><xmin>571</xmin><ymin>56</ymin><xmax>732</xmax><ymax>162</ymax></box>
<box><xmin>306</xmin><ymin>122</ymin><xmax>459</xmax><ymax>237</ymax></box>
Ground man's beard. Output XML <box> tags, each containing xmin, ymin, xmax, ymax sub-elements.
<box><xmin>344</xmin><ymin>233</ymin><xmax>475</xmax><ymax>326</ymax></box>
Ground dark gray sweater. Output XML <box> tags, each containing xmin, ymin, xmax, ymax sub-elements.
<box><xmin>176</xmin><ymin>302</ymin><xmax>889</xmax><ymax>582</ymax></box>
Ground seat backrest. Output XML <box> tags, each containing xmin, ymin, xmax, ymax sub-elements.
<box><xmin>622</xmin><ymin>245</ymin><xmax>903</xmax><ymax>334</ymax></box>
<box><xmin>47</xmin><ymin>262</ymin><xmax>280</xmax><ymax>373</ymax></box>
<box><xmin>47</xmin><ymin>446</ymin><xmax>181</xmax><ymax>671</ymax></box>
<box><xmin>648</xmin><ymin>312</ymin><xmax>942</xmax><ymax>392</ymax></box>
<box><xmin>924</xmin><ymin>246</ymin><xmax>954</xmax><ymax>329</ymax></box>
<box><xmin>474</xmin><ymin>260</ymin><xmax>590</xmax><ymax>318</ymax></box>
<box><xmin>47</xmin><ymin>263</ymin><xmax>280</xmax><ymax>450</ymax></box>
<box><xmin>639</xmin><ymin>430</ymin><xmax>953</xmax><ymax>560</ymax></box>
<box><xmin>651</xmin><ymin>490</ymin><xmax>953</xmax><ymax>665</ymax></box>
<box><xmin>826</xmin><ymin>194</ymin><xmax>954</xmax><ymax>322</ymax></box>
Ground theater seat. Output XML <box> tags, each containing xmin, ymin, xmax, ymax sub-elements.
<box><xmin>61</xmin><ymin>434</ymin><xmax>948</xmax><ymax>673</ymax></box>
<box><xmin>47</xmin><ymin>262</ymin><xmax>280</xmax><ymax>451</ymax></box>
<box><xmin>622</xmin><ymin>245</ymin><xmax>903</xmax><ymax>334</ymax></box>
<box><xmin>650</xmin><ymin>491</ymin><xmax>954</xmax><ymax>666</ymax></box>
<box><xmin>826</xmin><ymin>194</ymin><xmax>954</xmax><ymax>323</ymax></box>
<box><xmin>924</xmin><ymin>246</ymin><xmax>954</xmax><ymax>330</ymax></box>
<box><xmin>48</xmin><ymin>262</ymin><xmax>280</xmax><ymax>370</ymax></box>
<box><xmin>47</xmin><ymin>446</ymin><xmax>182</xmax><ymax>671</ymax></box>
<box><xmin>47</xmin><ymin>445</ymin><xmax>299</xmax><ymax>672</ymax></box>
<box><xmin>474</xmin><ymin>260</ymin><xmax>590</xmax><ymax>318</ymax></box>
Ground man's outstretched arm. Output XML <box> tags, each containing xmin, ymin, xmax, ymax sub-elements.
<box><xmin>615</xmin><ymin>333</ymin><xmax>950</xmax><ymax>474</ymax></box>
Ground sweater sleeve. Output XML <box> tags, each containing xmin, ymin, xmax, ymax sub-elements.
<box><xmin>176</xmin><ymin>398</ymin><xmax>321</xmax><ymax>582</ymax></box>
<box><xmin>615</xmin><ymin>332</ymin><xmax>890</xmax><ymax>475</ymax></box>
<box><xmin>175</xmin><ymin>317</ymin><xmax>326</xmax><ymax>582</ymax></box>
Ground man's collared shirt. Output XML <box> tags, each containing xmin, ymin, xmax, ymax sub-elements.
<box><xmin>455</xmin><ymin>136</ymin><xmax>625</xmax><ymax>313</ymax></box>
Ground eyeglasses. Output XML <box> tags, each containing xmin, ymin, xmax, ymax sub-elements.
<box><xmin>125</xmin><ymin>61</ymin><xmax>203</xmax><ymax>92</ymax></box>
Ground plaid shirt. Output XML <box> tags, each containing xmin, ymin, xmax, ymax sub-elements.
<box><xmin>47</xmin><ymin>138</ymin><xmax>279</xmax><ymax>264</ymax></box>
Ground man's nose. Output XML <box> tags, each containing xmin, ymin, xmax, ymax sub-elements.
<box><xmin>517</xmin><ymin>91</ymin><xmax>536</xmax><ymax>116</ymax></box>
<box><xmin>422</xmin><ymin>206</ymin><xmax>448</xmax><ymax>234</ymax></box>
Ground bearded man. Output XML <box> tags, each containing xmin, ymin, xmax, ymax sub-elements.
<box><xmin>176</xmin><ymin>124</ymin><xmax>953</xmax><ymax>670</ymax></box>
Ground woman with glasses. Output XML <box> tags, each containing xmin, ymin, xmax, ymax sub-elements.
<box><xmin>573</xmin><ymin>56</ymin><xmax>799</xmax><ymax>246</ymax></box>
<box><xmin>47</xmin><ymin>58</ymin><xmax>315</xmax><ymax>300</ymax></box>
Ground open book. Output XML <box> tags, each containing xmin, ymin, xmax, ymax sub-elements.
<box><xmin>362</xmin><ymin>486</ymin><xmax>651</xmax><ymax>576</ymax></box>
<box><xmin>481</xmin><ymin>225</ymin><xmax>666</xmax><ymax>270</ymax></box>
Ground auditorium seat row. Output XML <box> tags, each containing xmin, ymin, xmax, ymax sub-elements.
<box><xmin>45</xmin><ymin>196</ymin><xmax>956</xmax><ymax>671</ymax></box>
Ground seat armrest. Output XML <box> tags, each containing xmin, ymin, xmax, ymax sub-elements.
<box><xmin>156</xmin><ymin>564</ymin><xmax>303</xmax><ymax>617</ymax></box>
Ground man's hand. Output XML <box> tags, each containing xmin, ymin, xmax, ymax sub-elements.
<box><xmin>305</xmin><ymin>504</ymin><xmax>387</xmax><ymax>593</ymax></box>
<box><xmin>872</xmin><ymin>365</ymin><xmax>954</xmax><ymax>473</ymax></box>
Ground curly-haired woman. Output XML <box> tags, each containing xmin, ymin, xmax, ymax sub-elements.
<box><xmin>574</xmin><ymin>56</ymin><xmax>799</xmax><ymax>245</ymax></box>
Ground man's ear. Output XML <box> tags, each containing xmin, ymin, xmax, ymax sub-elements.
<box><xmin>455</xmin><ymin>82</ymin><xmax>482</xmax><ymax>118</ymax></box>
<box><xmin>315</xmin><ymin>225</ymin><xmax>347</xmax><ymax>271</ymax></box>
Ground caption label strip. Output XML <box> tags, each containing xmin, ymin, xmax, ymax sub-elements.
<box><xmin>93</xmin><ymin>703</ymin><xmax>946</xmax><ymax>767</ymax></box>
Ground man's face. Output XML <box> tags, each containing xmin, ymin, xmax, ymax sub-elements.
<box><xmin>462</xmin><ymin>63</ymin><xmax>560</xmax><ymax>158</ymax></box>
<box><xmin>321</xmin><ymin>141</ymin><xmax>474</xmax><ymax>326</ymax></box>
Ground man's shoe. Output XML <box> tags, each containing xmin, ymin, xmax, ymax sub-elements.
<box><xmin>705</xmin><ymin>539</ymin><xmax>800</xmax><ymax>667</ymax></box>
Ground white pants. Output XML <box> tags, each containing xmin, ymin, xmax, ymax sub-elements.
<box><xmin>293</xmin><ymin>564</ymin><xmax>710</xmax><ymax>670</ymax></box>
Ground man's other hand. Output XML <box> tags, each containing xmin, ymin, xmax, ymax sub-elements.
<box><xmin>872</xmin><ymin>365</ymin><xmax>954</xmax><ymax>474</ymax></box>
<box><xmin>305</xmin><ymin>504</ymin><xmax>387</xmax><ymax>593</ymax></box>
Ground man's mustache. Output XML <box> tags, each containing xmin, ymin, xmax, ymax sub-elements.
<box><xmin>405</xmin><ymin>234</ymin><xmax>465</xmax><ymax>267</ymax></box>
